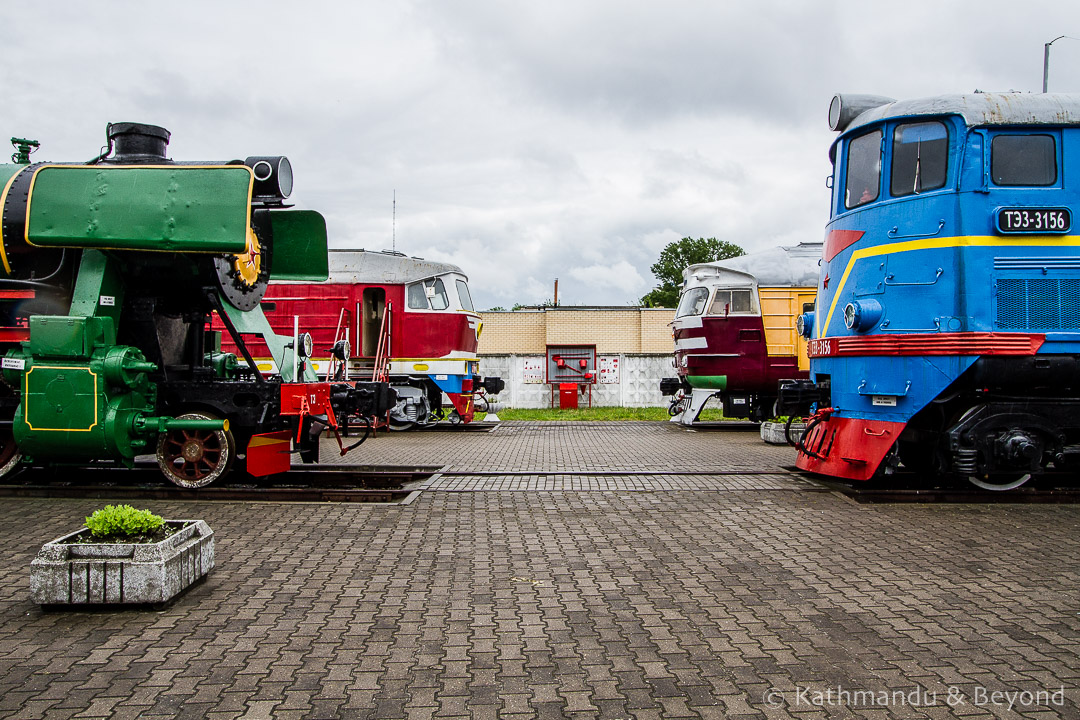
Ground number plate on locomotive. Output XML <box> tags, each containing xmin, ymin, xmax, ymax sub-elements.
<box><xmin>995</xmin><ymin>207</ymin><xmax>1071</xmax><ymax>234</ymax></box>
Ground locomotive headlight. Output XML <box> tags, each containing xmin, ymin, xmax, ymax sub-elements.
<box><xmin>843</xmin><ymin>299</ymin><xmax>883</xmax><ymax>332</ymax></box>
<box><xmin>245</xmin><ymin>155</ymin><xmax>293</xmax><ymax>202</ymax></box>
<box><xmin>331</xmin><ymin>339</ymin><xmax>351</xmax><ymax>361</ymax></box>
<box><xmin>843</xmin><ymin>303</ymin><xmax>857</xmax><ymax>329</ymax></box>
<box><xmin>297</xmin><ymin>332</ymin><xmax>314</xmax><ymax>359</ymax></box>
<box><xmin>796</xmin><ymin>312</ymin><xmax>815</xmax><ymax>339</ymax></box>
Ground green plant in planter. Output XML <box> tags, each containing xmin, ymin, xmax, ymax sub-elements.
<box><xmin>85</xmin><ymin>505</ymin><xmax>166</xmax><ymax>540</ymax></box>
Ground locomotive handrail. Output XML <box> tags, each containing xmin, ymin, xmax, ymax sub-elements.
<box><xmin>856</xmin><ymin>379</ymin><xmax>912</xmax><ymax>396</ymax></box>
<box><xmin>327</xmin><ymin>308</ymin><xmax>348</xmax><ymax>381</ymax></box>
<box><xmin>886</xmin><ymin>219</ymin><xmax>946</xmax><ymax>239</ymax></box>
<box><xmin>372</xmin><ymin>301</ymin><xmax>391</xmax><ymax>382</ymax></box>
<box><xmin>884</xmin><ymin>267</ymin><xmax>944</xmax><ymax>286</ymax></box>
<box><xmin>878</xmin><ymin>318</ymin><xmax>941</xmax><ymax>333</ymax></box>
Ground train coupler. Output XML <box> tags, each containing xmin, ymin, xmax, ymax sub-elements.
<box><xmin>776</xmin><ymin>379</ymin><xmax>824</xmax><ymax>417</ymax></box>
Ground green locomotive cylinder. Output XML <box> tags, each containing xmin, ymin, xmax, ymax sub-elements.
<box><xmin>2</xmin><ymin>315</ymin><xmax>225</xmax><ymax>463</ymax></box>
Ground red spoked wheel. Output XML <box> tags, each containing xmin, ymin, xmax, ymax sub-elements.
<box><xmin>156</xmin><ymin>412</ymin><xmax>235</xmax><ymax>488</ymax></box>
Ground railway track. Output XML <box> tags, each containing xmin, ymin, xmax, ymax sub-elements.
<box><xmin>415</xmin><ymin>422</ymin><xmax>497</xmax><ymax>432</ymax></box>
<box><xmin>682</xmin><ymin>421</ymin><xmax>762</xmax><ymax>432</ymax></box>
<box><xmin>819</xmin><ymin>473</ymin><xmax>1080</xmax><ymax>504</ymax></box>
<box><xmin>0</xmin><ymin>463</ymin><xmax>440</xmax><ymax>503</ymax></box>
<box><xmin>0</xmin><ymin>458</ymin><xmax>1076</xmax><ymax>504</ymax></box>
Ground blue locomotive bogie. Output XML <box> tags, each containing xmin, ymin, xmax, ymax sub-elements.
<box><xmin>781</xmin><ymin>93</ymin><xmax>1080</xmax><ymax>488</ymax></box>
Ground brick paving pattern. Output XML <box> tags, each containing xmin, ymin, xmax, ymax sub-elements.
<box><xmin>349</xmin><ymin>422</ymin><xmax>793</xmax><ymax>473</ymax></box>
<box><xmin>419</xmin><ymin>474</ymin><xmax>811</xmax><ymax>493</ymax></box>
<box><xmin>0</xmin><ymin>421</ymin><xmax>1076</xmax><ymax>718</ymax></box>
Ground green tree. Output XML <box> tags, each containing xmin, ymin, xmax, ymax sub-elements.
<box><xmin>640</xmin><ymin>237</ymin><xmax>745</xmax><ymax>307</ymax></box>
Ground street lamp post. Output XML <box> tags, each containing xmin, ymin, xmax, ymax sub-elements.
<box><xmin>1044</xmin><ymin>35</ymin><xmax>1074</xmax><ymax>93</ymax></box>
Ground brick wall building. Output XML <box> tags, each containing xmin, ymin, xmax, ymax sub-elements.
<box><xmin>477</xmin><ymin>307</ymin><xmax>676</xmax><ymax>408</ymax></box>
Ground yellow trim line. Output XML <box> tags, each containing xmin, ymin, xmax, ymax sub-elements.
<box><xmin>819</xmin><ymin>234</ymin><xmax>1080</xmax><ymax>335</ymax></box>
<box><xmin>0</xmin><ymin>166</ymin><xmax>30</xmax><ymax>276</ymax></box>
<box><xmin>24</xmin><ymin>366</ymin><xmax>99</xmax><ymax>432</ymax></box>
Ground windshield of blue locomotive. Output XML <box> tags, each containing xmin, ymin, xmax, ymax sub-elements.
<box><xmin>841</xmin><ymin>121</ymin><xmax>949</xmax><ymax>212</ymax></box>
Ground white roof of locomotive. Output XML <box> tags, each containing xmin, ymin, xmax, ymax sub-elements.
<box><xmin>683</xmin><ymin>242</ymin><xmax>822</xmax><ymax>289</ymax></box>
<box><xmin>843</xmin><ymin>92</ymin><xmax>1080</xmax><ymax>135</ymax></box>
<box><xmin>326</xmin><ymin>250</ymin><xmax>467</xmax><ymax>285</ymax></box>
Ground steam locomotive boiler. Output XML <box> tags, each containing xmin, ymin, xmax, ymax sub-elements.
<box><xmin>0</xmin><ymin>123</ymin><xmax>393</xmax><ymax>487</ymax></box>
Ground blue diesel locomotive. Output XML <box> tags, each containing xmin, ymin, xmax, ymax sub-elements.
<box><xmin>781</xmin><ymin>92</ymin><xmax>1080</xmax><ymax>489</ymax></box>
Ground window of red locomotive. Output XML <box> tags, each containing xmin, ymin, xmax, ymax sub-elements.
<box><xmin>991</xmin><ymin>134</ymin><xmax>1058</xmax><ymax>186</ymax></box>
<box><xmin>890</xmin><ymin>121</ymin><xmax>948</xmax><ymax>197</ymax></box>
<box><xmin>429</xmin><ymin>279</ymin><xmax>449</xmax><ymax>309</ymax></box>
<box><xmin>707</xmin><ymin>289</ymin><xmax>755</xmax><ymax>316</ymax></box>
<box><xmin>407</xmin><ymin>282</ymin><xmax>428</xmax><ymax>309</ymax></box>
<box><xmin>844</xmin><ymin>129</ymin><xmax>883</xmax><ymax>209</ymax></box>
<box><xmin>406</xmin><ymin>278</ymin><xmax>450</xmax><ymax>310</ymax></box>
<box><xmin>456</xmin><ymin>279</ymin><xmax>475</xmax><ymax>311</ymax></box>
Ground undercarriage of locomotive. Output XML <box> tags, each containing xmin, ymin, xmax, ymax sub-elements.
<box><xmin>387</xmin><ymin>375</ymin><xmax>505</xmax><ymax>430</ymax></box>
<box><xmin>780</xmin><ymin>356</ymin><xmax>1080</xmax><ymax>489</ymax></box>
<box><xmin>661</xmin><ymin>377</ymin><xmax>777</xmax><ymax>423</ymax></box>
<box><xmin>387</xmin><ymin>379</ymin><xmax>438</xmax><ymax>429</ymax></box>
<box><xmin>897</xmin><ymin>356</ymin><xmax>1080</xmax><ymax>489</ymax></box>
<box><xmin>899</xmin><ymin>399</ymin><xmax>1080</xmax><ymax>490</ymax></box>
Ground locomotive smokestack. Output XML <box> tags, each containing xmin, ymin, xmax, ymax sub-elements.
<box><xmin>105</xmin><ymin>122</ymin><xmax>171</xmax><ymax>163</ymax></box>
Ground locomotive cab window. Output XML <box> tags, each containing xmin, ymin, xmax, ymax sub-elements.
<box><xmin>676</xmin><ymin>287</ymin><xmax>709</xmax><ymax>317</ymax></box>
<box><xmin>890</xmin><ymin>121</ymin><xmax>948</xmax><ymax>197</ymax></box>
<box><xmin>456</xmin><ymin>279</ymin><xmax>475</xmax><ymax>311</ymax></box>
<box><xmin>406</xmin><ymin>278</ymin><xmax>450</xmax><ymax>310</ymax></box>
<box><xmin>407</xmin><ymin>282</ymin><xmax>428</xmax><ymax>309</ymax></box>
<box><xmin>428</xmin><ymin>278</ymin><xmax>449</xmax><ymax>310</ymax></box>
<box><xmin>708</xmin><ymin>289</ymin><xmax>754</xmax><ymax>316</ymax></box>
<box><xmin>992</xmin><ymin>134</ymin><xmax>1057</xmax><ymax>186</ymax></box>
<box><xmin>844</xmin><ymin>129</ymin><xmax>882</xmax><ymax>209</ymax></box>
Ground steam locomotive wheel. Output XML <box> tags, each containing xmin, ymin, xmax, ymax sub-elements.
<box><xmin>967</xmin><ymin>473</ymin><xmax>1031</xmax><ymax>491</ymax></box>
<box><xmin>156</xmin><ymin>413</ymin><xmax>236</xmax><ymax>488</ymax></box>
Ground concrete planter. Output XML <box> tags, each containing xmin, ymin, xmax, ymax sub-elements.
<box><xmin>761</xmin><ymin>421</ymin><xmax>807</xmax><ymax>445</ymax></box>
<box><xmin>30</xmin><ymin>520</ymin><xmax>214</xmax><ymax>606</ymax></box>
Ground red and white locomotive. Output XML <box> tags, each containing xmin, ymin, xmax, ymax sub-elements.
<box><xmin>221</xmin><ymin>250</ymin><xmax>503</xmax><ymax>428</ymax></box>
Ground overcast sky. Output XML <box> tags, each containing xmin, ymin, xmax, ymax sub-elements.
<box><xmin>3</xmin><ymin>1</ymin><xmax>1080</xmax><ymax>309</ymax></box>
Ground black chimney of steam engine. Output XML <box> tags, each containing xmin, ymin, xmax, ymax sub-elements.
<box><xmin>105</xmin><ymin>122</ymin><xmax>171</xmax><ymax>163</ymax></box>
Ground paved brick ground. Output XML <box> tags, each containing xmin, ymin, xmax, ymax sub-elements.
<box><xmin>342</xmin><ymin>422</ymin><xmax>794</xmax><ymax>473</ymax></box>
<box><xmin>0</xmin><ymin>422</ymin><xmax>1077</xmax><ymax>719</ymax></box>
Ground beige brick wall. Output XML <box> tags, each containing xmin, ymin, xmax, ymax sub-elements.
<box><xmin>640</xmin><ymin>310</ymin><xmax>676</xmax><ymax>353</ymax></box>
<box><xmin>479</xmin><ymin>308</ymin><xmax>675</xmax><ymax>355</ymax></box>
<box><xmin>477</xmin><ymin>310</ymin><xmax>546</xmax><ymax>354</ymax></box>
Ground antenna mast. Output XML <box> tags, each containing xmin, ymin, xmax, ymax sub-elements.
<box><xmin>392</xmin><ymin>190</ymin><xmax>396</xmax><ymax>253</ymax></box>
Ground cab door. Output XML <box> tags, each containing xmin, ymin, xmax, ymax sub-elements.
<box><xmin>796</xmin><ymin>292</ymin><xmax>815</xmax><ymax>371</ymax></box>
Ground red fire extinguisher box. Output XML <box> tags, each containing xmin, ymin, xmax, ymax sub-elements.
<box><xmin>559</xmin><ymin>383</ymin><xmax>579</xmax><ymax>409</ymax></box>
